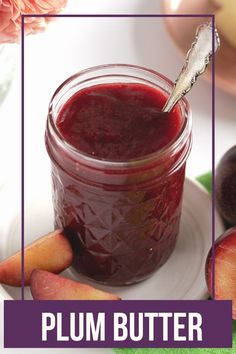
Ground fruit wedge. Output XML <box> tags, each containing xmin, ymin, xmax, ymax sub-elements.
<box><xmin>206</xmin><ymin>227</ymin><xmax>236</xmax><ymax>319</ymax></box>
<box><xmin>30</xmin><ymin>270</ymin><xmax>120</xmax><ymax>300</ymax></box>
<box><xmin>0</xmin><ymin>229</ymin><xmax>73</xmax><ymax>286</ymax></box>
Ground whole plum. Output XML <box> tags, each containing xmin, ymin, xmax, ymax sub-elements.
<box><xmin>215</xmin><ymin>146</ymin><xmax>236</xmax><ymax>226</ymax></box>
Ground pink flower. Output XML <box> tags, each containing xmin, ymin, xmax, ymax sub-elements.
<box><xmin>0</xmin><ymin>0</ymin><xmax>67</xmax><ymax>43</ymax></box>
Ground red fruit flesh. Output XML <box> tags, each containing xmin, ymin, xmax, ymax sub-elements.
<box><xmin>206</xmin><ymin>227</ymin><xmax>236</xmax><ymax>319</ymax></box>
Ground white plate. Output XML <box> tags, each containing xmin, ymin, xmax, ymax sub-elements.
<box><xmin>0</xmin><ymin>178</ymin><xmax>224</xmax><ymax>302</ymax></box>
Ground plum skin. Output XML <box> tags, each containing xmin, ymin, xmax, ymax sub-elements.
<box><xmin>215</xmin><ymin>145</ymin><xmax>236</xmax><ymax>226</ymax></box>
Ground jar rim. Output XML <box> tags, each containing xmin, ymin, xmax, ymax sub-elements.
<box><xmin>48</xmin><ymin>63</ymin><xmax>192</xmax><ymax>170</ymax></box>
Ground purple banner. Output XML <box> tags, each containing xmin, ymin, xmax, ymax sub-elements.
<box><xmin>4</xmin><ymin>300</ymin><xmax>232</xmax><ymax>348</ymax></box>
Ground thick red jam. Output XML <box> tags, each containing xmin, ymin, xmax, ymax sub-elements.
<box><xmin>46</xmin><ymin>65</ymin><xmax>192</xmax><ymax>285</ymax></box>
<box><xmin>56</xmin><ymin>83</ymin><xmax>182</xmax><ymax>160</ymax></box>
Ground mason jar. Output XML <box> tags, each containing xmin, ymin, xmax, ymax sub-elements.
<box><xmin>45</xmin><ymin>64</ymin><xmax>192</xmax><ymax>286</ymax></box>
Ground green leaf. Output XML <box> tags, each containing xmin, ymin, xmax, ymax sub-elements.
<box><xmin>196</xmin><ymin>172</ymin><xmax>212</xmax><ymax>194</ymax></box>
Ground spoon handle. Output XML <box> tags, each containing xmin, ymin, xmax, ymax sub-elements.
<box><xmin>163</xmin><ymin>22</ymin><xmax>220</xmax><ymax>113</ymax></box>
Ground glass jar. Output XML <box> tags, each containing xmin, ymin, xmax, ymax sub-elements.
<box><xmin>45</xmin><ymin>64</ymin><xmax>192</xmax><ymax>286</ymax></box>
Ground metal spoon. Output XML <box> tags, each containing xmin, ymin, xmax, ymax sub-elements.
<box><xmin>163</xmin><ymin>22</ymin><xmax>220</xmax><ymax>113</ymax></box>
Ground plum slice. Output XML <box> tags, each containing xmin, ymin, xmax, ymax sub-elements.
<box><xmin>30</xmin><ymin>269</ymin><xmax>121</xmax><ymax>300</ymax></box>
<box><xmin>0</xmin><ymin>229</ymin><xmax>73</xmax><ymax>286</ymax></box>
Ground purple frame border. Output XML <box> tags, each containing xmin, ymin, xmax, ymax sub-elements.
<box><xmin>21</xmin><ymin>13</ymin><xmax>215</xmax><ymax>301</ymax></box>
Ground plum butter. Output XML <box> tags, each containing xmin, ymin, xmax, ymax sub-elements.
<box><xmin>56</xmin><ymin>83</ymin><xmax>182</xmax><ymax>160</ymax></box>
<box><xmin>45</xmin><ymin>65</ymin><xmax>192</xmax><ymax>285</ymax></box>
